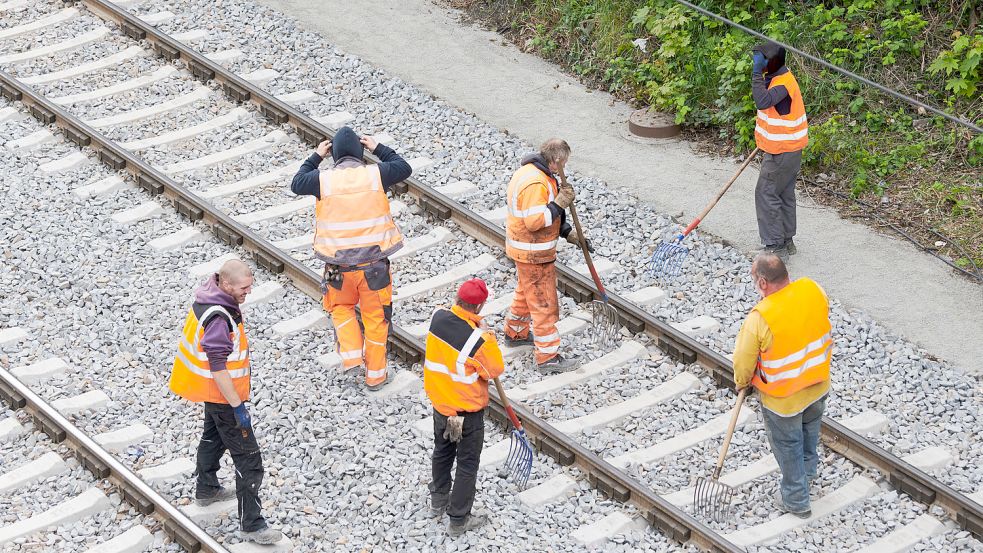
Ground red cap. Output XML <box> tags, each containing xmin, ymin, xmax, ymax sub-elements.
<box><xmin>457</xmin><ymin>278</ymin><xmax>489</xmax><ymax>304</ymax></box>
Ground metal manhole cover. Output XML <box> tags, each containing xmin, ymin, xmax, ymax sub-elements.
<box><xmin>628</xmin><ymin>108</ymin><xmax>681</xmax><ymax>138</ymax></box>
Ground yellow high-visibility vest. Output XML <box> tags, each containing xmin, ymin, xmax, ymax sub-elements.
<box><xmin>751</xmin><ymin>278</ymin><xmax>831</xmax><ymax>398</ymax></box>
<box><xmin>313</xmin><ymin>164</ymin><xmax>403</xmax><ymax>265</ymax></box>
<box><xmin>169</xmin><ymin>304</ymin><xmax>250</xmax><ymax>404</ymax></box>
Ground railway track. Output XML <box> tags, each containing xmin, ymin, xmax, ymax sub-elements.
<box><xmin>0</xmin><ymin>2</ymin><xmax>981</xmax><ymax>551</ymax></box>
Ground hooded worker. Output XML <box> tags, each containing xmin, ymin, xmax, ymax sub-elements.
<box><xmin>290</xmin><ymin>126</ymin><xmax>412</xmax><ymax>390</ymax></box>
<box><xmin>751</xmin><ymin>41</ymin><xmax>808</xmax><ymax>262</ymax></box>
<box><xmin>502</xmin><ymin>138</ymin><xmax>591</xmax><ymax>373</ymax></box>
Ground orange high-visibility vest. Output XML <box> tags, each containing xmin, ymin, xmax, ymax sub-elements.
<box><xmin>170</xmin><ymin>304</ymin><xmax>250</xmax><ymax>404</ymax></box>
<box><xmin>751</xmin><ymin>278</ymin><xmax>831</xmax><ymax>398</ymax></box>
<box><xmin>424</xmin><ymin>305</ymin><xmax>505</xmax><ymax>417</ymax></box>
<box><xmin>754</xmin><ymin>71</ymin><xmax>809</xmax><ymax>154</ymax></box>
<box><xmin>313</xmin><ymin>164</ymin><xmax>403</xmax><ymax>265</ymax></box>
<box><xmin>505</xmin><ymin>163</ymin><xmax>560</xmax><ymax>264</ymax></box>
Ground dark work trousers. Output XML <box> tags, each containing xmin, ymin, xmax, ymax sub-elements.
<box><xmin>755</xmin><ymin>150</ymin><xmax>803</xmax><ymax>248</ymax></box>
<box><xmin>429</xmin><ymin>409</ymin><xmax>485</xmax><ymax>522</ymax></box>
<box><xmin>196</xmin><ymin>402</ymin><xmax>267</xmax><ymax>532</ymax></box>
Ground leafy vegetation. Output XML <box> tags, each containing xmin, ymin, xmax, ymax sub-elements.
<box><xmin>453</xmin><ymin>0</ymin><xmax>982</xmax><ymax>273</ymax></box>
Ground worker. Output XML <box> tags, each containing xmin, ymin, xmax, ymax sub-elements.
<box><xmin>169</xmin><ymin>260</ymin><xmax>282</xmax><ymax>545</ymax></box>
<box><xmin>291</xmin><ymin>126</ymin><xmax>412</xmax><ymax>390</ymax></box>
<box><xmin>502</xmin><ymin>138</ymin><xmax>591</xmax><ymax>373</ymax></box>
<box><xmin>733</xmin><ymin>253</ymin><xmax>831</xmax><ymax>519</ymax></box>
<box><xmin>424</xmin><ymin>278</ymin><xmax>505</xmax><ymax>536</ymax></box>
<box><xmin>751</xmin><ymin>41</ymin><xmax>809</xmax><ymax>262</ymax></box>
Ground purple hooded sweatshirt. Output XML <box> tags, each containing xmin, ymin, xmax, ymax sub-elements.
<box><xmin>195</xmin><ymin>274</ymin><xmax>242</xmax><ymax>373</ymax></box>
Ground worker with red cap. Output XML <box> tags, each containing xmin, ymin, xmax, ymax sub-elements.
<box><xmin>423</xmin><ymin>278</ymin><xmax>505</xmax><ymax>536</ymax></box>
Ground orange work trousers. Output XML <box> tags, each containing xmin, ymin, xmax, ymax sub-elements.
<box><xmin>322</xmin><ymin>260</ymin><xmax>392</xmax><ymax>386</ymax></box>
<box><xmin>504</xmin><ymin>261</ymin><xmax>560</xmax><ymax>364</ymax></box>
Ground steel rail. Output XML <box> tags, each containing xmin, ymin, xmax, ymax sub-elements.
<box><xmin>0</xmin><ymin>65</ymin><xmax>742</xmax><ymax>552</ymax></box>
<box><xmin>12</xmin><ymin>0</ymin><xmax>983</xmax><ymax>543</ymax></box>
<box><xmin>0</xmin><ymin>365</ymin><xmax>232</xmax><ymax>553</ymax></box>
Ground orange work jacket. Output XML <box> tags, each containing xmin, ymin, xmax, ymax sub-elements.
<box><xmin>424</xmin><ymin>305</ymin><xmax>505</xmax><ymax>417</ymax></box>
<box><xmin>751</xmin><ymin>278</ymin><xmax>831</xmax><ymax>398</ymax></box>
<box><xmin>754</xmin><ymin>71</ymin><xmax>809</xmax><ymax>154</ymax></box>
<box><xmin>313</xmin><ymin>164</ymin><xmax>403</xmax><ymax>265</ymax></box>
<box><xmin>505</xmin><ymin>163</ymin><xmax>561</xmax><ymax>264</ymax></box>
<box><xmin>170</xmin><ymin>304</ymin><xmax>250</xmax><ymax>404</ymax></box>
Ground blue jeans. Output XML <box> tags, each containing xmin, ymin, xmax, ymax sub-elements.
<box><xmin>761</xmin><ymin>395</ymin><xmax>826</xmax><ymax>513</ymax></box>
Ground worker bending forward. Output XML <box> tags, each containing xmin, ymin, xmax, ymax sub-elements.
<box><xmin>424</xmin><ymin>279</ymin><xmax>505</xmax><ymax>536</ymax></box>
<box><xmin>752</xmin><ymin>42</ymin><xmax>809</xmax><ymax>261</ymax></box>
<box><xmin>503</xmin><ymin>138</ymin><xmax>590</xmax><ymax>372</ymax></box>
<box><xmin>169</xmin><ymin>260</ymin><xmax>281</xmax><ymax>545</ymax></box>
<box><xmin>733</xmin><ymin>253</ymin><xmax>831</xmax><ymax>518</ymax></box>
<box><xmin>291</xmin><ymin>126</ymin><xmax>412</xmax><ymax>390</ymax></box>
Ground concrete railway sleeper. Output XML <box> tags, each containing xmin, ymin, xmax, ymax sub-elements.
<box><xmin>0</xmin><ymin>2</ymin><xmax>980</xmax><ymax>551</ymax></box>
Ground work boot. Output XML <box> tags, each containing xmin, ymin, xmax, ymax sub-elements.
<box><xmin>785</xmin><ymin>239</ymin><xmax>797</xmax><ymax>255</ymax></box>
<box><xmin>537</xmin><ymin>354</ymin><xmax>578</xmax><ymax>374</ymax></box>
<box><xmin>194</xmin><ymin>486</ymin><xmax>235</xmax><ymax>506</ymax></box>
<box><xmin>447</xmin><ymin>513</ymin><xmax>488</xmax><ymax>537</ymax></box>
<box><xmin>774</xmin><ymin>490</ymin><xmax>811</xmax><ymax>519</ymax></box>
<box><xmin>240</xmin><ymin>526</ymin><xmax>283</xmax><ymax>545</ymax></box>
<box><xmin>763</xmin><ymin>244</ymin><xmax>789</xmax><ymax>263</ymax></box>
<box><xmin>430</xmin><ymin>492</ymin><xmax>449</xmax><ymax>517</ymax></box>
<box><xmin>366</xmin><ymin>371</ymin><xmax>390</xmax><ymax>392</ymax></box>
<box><xmin>504</xmin><ymin>334</ymin><xmax>534</xmax><ymax>347</ymax></box>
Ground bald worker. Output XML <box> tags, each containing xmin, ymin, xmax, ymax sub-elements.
<box><xmin>733</xmin><ymin>253</ymin><xmax>831</xmax><ymax>518</ymax></box>
<box><xmin>169</xmin><ymin>260</ymin><xmax>282</xmax><ymax>545</ymax></box>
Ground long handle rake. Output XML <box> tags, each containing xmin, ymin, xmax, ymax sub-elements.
<box><xmin>649</xmin><ymin>148</ymin><xmax>760</xmax><ymax>280</ymax></box>
<box><xmin>493</xmin><ymin>377</ymin><xmax>533</xmax><ymax>489</ymax></box>
<box><xmin>559</xmin><ymin>169</ymin><xmax>619</xmax><ymax>350</ymax></box>
<box><xmin>693</xmin><ymin>387</ymin><xmax>748</xmax><ymax>521</ymax></box>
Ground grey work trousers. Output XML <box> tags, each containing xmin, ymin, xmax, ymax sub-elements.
<box><xmin>755</xmin><ymin>150</ymin><xmax>802</xmax><ymax>248</ymax></box>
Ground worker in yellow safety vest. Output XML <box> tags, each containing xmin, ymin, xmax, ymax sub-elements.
<box><xmin>424</xmin><ymin>278</ymin><xmax>505</xmax><ymax>536</ymax></box>
<box><xmin>752</xmin><ymin>42</ymin><xmax>809</xmax><ymax>262</ymax></box>
<box><xmin>502</xmin><ymin>138</ymin><xmax>591</xmax><ymax>373</ymax></box>
<box><xmin>169</xmin><ymin>259</ymin><xmax>281</xmax><ymax>545</ymax></box>
<box><xmin>733</xmin><ymin>252</ymin><xmax>831</xmax><ymax>519</ymax></box>
<box><xmin>291</xmin><ymin>126</ymin><xmax>412</xmax><ymax>390</ymax></box>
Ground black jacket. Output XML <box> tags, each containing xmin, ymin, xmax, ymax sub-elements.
<box><xmin>290</xmin><ymin>126</ymin><xmax>412</xmax><ymax>198</ymax></box>
<box><xmin>752</xmin><ymin>43</ymin><xmax>793</xmax><ymax>115</ymax></box>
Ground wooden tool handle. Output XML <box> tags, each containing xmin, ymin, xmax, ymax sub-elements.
<box><xmin>680</xmin><ymin>147</ymin><xmax>760</xmax><ymax>239</ymax></box>
<box><xmin>493</xmin><ymin>377</ymin><xmax>523</xmax><ymax>431</ymax></box>
<box><xmin>713</xmin><ymin>387</ymin><xmax>748</xmax><ymax>479</ymax></box>
<box><xmin>558</xmin><ymin>169</ymin><xmax>607</xmax><ymax>300</ymax></box>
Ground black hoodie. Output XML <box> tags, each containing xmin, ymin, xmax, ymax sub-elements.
<box><xmin>290</xmin><ymin>126</ymin><xmax>413</xmax><ymax>199</ymax></box>
<box><xmin>751</xmin><ymin>42</ymin><xmax>793</xmax><ymax>115</ymax></box>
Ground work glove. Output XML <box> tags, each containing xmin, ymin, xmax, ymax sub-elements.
<box><xmin>565</xmin><ymin>229</ymin><xmax>594</xmax><ymax>253</ymax></box>
<box><xmin>443</xmin><ymin>416</ymin><xmax>464</xmax><ymax>443</ymax></box>
<box><xmin>554</xmin><ymin>184</ymin><xmax>575</xmax><ymax>209</ymax></box>
<box><xmin>233</xmin><ymin>403</ymin><xmax>252</xmax><ymax>430</ymax></box>
<box><xmin>751</xmin><ymin>51</ymin><xmax>767</xmax><ymax>74</ymax></box>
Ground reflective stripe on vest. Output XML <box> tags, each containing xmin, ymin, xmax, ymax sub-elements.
<box><xmin>751</xmin><ymin>278</ymin><xmax>831</xmax><ymax>398</ymax></box>
<box><xmin>505</xmin><ymin>163</ymin><xmax>560</xmax><ymax>264</ymax></box>
<box><xmin>754</xmin><ymin>71</ymin><xmax>809</xmax><ymax>154</ymax></box>
<box><xmin>313</xmin><ymin>164</ymin><xmax>403</xmax><ymax>265</ymax></box>
<box><xmin>423</xmin><ymin>307</ymin><xmax>491</xmax><ymax>413</ymax></box>
<box><xmin>169</xmin><ymin>304</ymin><xmax>250</xmax><ymax>404</ymax></box>
<box><xmin>506</xmin><ymin>237</ymin><xmax>559</xmax><ymax>252</ymax></box>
